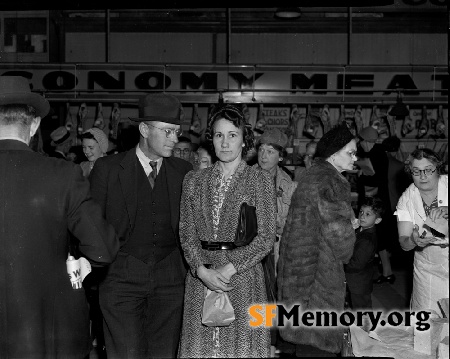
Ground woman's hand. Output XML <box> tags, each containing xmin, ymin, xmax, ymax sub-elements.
<box><xmin>429</xmin><ymin>206</ymin><xmax>448</xmax><ymax>222</ymax></box>
<box><xmin>197</xmin><ymin>265</ymin><xmax>234</xmax><ymax>293</ymax></box>
<box><xmin>410</xmin><ymin>224</ymin><xmax>439</xmax><ymax>247</ymax></box>
<box><xmin>216</xmin><ymin>262</ymin><xmax>237</xmax><ymax>282</ymax></box>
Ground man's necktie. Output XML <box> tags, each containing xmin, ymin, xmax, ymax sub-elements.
<box><xmin>148</xmin><ymin>161</ymin><xmax>158</xmax><ymax>189</ymax></box>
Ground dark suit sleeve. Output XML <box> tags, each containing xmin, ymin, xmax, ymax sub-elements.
<box><xmin>66</xmin><ymin>164</ymin><xmax>119</xmax><ymax>267</ymax></box>
<box><xmin>89</xmin><ymin>157</ymin><xmax>109</xmax><ymax>215</ymax></box>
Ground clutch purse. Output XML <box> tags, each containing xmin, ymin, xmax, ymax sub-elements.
<box><xmin>234</xmin><ymin>202</ymin><xmax>258</xmax><ymax>247</ymax></box>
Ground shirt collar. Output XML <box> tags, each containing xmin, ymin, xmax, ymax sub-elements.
<box><xmin>135</xmin><ymin>145</ymin><xmax>163</xmax><ymax>174</ymax></box>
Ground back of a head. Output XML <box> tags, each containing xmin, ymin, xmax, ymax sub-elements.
<box><xmin>382</xmin><ymin>136</ymin><xmax>401</xmax><ymax>153</ymax></box>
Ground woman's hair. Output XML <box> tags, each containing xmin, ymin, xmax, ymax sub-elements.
<box><xmin>205</xmin><ymin>104</ymin><xmax>254</xmax><ymax>157</ymax></box>
<box><xmin>404</xmin><ymin>148</ymin><xmax>445</xmax><ymax>176</ymax></box>
<box><xmin>80</xmin><ymin>132</ymin><xmax>96</xmax><ymax>141</ymax></box>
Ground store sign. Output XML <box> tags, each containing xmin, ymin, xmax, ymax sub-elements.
<box><xmin>0</xmin><ymin>64</ymin><xmax>447</xmax><ymax>97</ymax></box>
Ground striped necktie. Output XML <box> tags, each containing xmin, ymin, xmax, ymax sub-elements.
<box><xmin>148</xmin><ymin>161</ymin><xmax>158</xmax><ymax>189</ymax></box>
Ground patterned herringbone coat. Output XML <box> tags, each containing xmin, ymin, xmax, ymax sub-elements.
<box><xmin>178</xmin><ymin>160</ymin><xmax>276</xmax><ymax>358</ymax></box>
<box><xmin>277</xmin><ymin>159</ymin><xmax>356</xmax><ymax>354</ymax></box>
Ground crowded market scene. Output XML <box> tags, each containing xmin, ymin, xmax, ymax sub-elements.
<box><xmin>0</xmin><ymin>2</ymin><xmax>448</xmax><ymax>359</ymax></box>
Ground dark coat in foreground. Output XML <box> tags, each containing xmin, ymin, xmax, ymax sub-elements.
<box><xmin>0</xmin><ymin>139</ymin><xmax>118</xmax><ymax>359</ymax></box>
<box><xmin>277</xmin><ymin>159</ymin><xmax>356</xmax><ymax>354</ymax></box>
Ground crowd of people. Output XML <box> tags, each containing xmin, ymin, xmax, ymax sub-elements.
<box><xmin>0</xmin><ymin>75</ymin><xmax>448</xmax><ymax>359</ymax></box>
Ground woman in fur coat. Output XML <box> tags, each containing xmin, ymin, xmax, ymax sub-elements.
<box><xmin>278</xmin><ymin>123</ymin><xmax>357</xmax><ymax>357</ymax></box>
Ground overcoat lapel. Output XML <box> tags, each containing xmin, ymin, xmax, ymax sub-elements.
<box><xmin>119</xmin><ymin>149</ymin><xmax>139</xmax><ymax>229</ymax></box>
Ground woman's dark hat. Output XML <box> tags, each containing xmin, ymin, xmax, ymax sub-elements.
<box><xmin>129</xmin><ymin>93</ymin><xmax>183</xmax><ymax>125</ymax></box>
<box><xmin>315</xmin><ymin>123</ymin><xmax>355</xmax><ymax>159</ymax></box>
<box><xmin>0</xmin><ymin>76</ymin><xmax>50</xmax><ymax>118</ymax></box>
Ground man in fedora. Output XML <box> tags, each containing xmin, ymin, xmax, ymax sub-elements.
<box><xmin>49</xmin><ymin>125</ymin><xmax>73</xmax><ymax>160</ymax></box>
<box><xmin>90</xmin><ymin>93</ymin><xmax>193</xmax><ymax>359</ymax></box>
<box><xmin>0</xmin><ymin>76</ymin><xmax>119</xmax><ymax>358</ymax></box>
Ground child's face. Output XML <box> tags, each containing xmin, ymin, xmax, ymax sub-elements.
<box><xmin>358</xmin><ymin>205</ymin><xmax>381</xmax><ymax>229</ymax></box>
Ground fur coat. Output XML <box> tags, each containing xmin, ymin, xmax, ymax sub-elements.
<box><xmin>277</xmin><ymin>158</ymin><xmax>356</xmax><ymax>354</ymax></box>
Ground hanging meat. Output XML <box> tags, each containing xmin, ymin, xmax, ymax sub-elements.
<box><xmin>416</xmin><ymin>105</ymin><xmax>429</xmax><ymax>139</ymax></box>
<box><xmin>254</xmin><ymin>104</ymin><xmax>266</xmax><ymax>136</ymax></box>
<box><xmin>65</xmin><ymin>103</ymin><xmax>75</xmax><ymax>133</ymax></box>
<box><xmin>286</xmin><ymin>104</ymin><xmax>300</xmax><ymax>147</ymax></box>
<box><xmin>303</xmin><ymin>105</ymin><xmax>319</xmax><ymax>138</ymax></box>
<box><xmin>369</xmin><ymin>105</ymin><xmax>381</xmax><ymax>131</ymax></box>
<box><xmin>110</xmin><ymin>102</ymin><xmax>121</xmax><ymax>140</ymax></box>
<box><xmin>320</xmin><ymin>104</ymin><xmax>332</xmax><ymax>133</ymax></box>
<box><xmin>354</xmin><ymin>105</ymin><xmax>364</xmax><ymax>136</ymax></box>
<box><xmin>242</xmin><ymin>103</ymin><xmax>251</xmax><ymax>123</ymax></box>
<box><xmin>435</xmin><ymin>105</ymin><xmax>446</xmax><ymax>139</ymax></box>
<box><xmin>77</xmin><ymin>102</ymin><xmax>88</xmax><ymax>135</ymax></box>
<box><xmin>93</xmin><ymin>103</ymin><xmax>105</xmax><ymax>130</ymax></box>
<box><xmin>189</xmin><ymin>104</ymin><xmax>203</xmax><ymax>144</ymax></box>
<box><xmin>401</xmin><ymin>106</ymin><xmax>414</xmax><ymax>137</ymax></box>
<box><xmin>338</xmin><ymin>105</ymin><xmax>346</xmax><ymax>125</ymax></box>
<box><xmin>386</xmin><ymin>105</ymin><xmax>397</xmax><ymax>138</ymax></box>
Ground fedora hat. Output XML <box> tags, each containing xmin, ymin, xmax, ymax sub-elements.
<box><xmin>50</xmin><ymin>126</ymin><xmax>72</xmax><ymax>146</ymax></box>
<box><xmin>0</xmin><ymin>76</ymin><xmax>50</xmax><ymax>118</ymax></box>
<box><xmin>129</xmin><ymin>93</ymin><xmax>183</xmax><ymax>125</ymax></box>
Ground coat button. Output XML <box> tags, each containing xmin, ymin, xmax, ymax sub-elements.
<box><xmin>439</xmin><ymin>200</ymin><xmax>443</xmax><ymax>203</ymax></box>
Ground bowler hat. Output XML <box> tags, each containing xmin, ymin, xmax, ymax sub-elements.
<box><xmin>0</xmin><ymin>76</ymin><xmax>50</xmax><ymax>118</ymax></box>
<box><xmin>129</xmin><ymin>93</ymin><xmax>183</xmax><ymax>125</ymax></box>
<box><xmin>50</xmin><ymin>126</ymin><xmax>72</xmax><ymax>146</ymax></box>
<box><xmin>259</xmin><ymin>128</ymin><xmax>288</xmax><ymax>151</ymax></box>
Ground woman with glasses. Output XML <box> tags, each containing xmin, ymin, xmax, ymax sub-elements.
<box><xmin>178</xmin><ymin>104</ymin><xmax>276</xmax><ymax>358</ymax></box>
<box><xmin>278</xmin><ymin>123</ymin><xmax>357</xmax><ymax>357</ymax></box>
<box><xmin>395</xmin><ymin>148</ymin><xmax>448</xmax><ymax>313</ymax></box>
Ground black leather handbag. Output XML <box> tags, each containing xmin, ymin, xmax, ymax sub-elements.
<box><xmin>234</xmin><ymin>202</ymin><xmax>258</xmax><ymax>247</ymax></box>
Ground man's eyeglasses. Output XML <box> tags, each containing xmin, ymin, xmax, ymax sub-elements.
<box><xmin>411</xmin><ymin>168</ymin><xmax>437</xmax><ymax>177</ymax></box>
<box><xmin>145</xmin><ymin>123</ymin><xmax>182</xmax><ymax>138</ymax></box>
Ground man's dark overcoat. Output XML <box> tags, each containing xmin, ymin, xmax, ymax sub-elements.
<box><xmin>0</xmin><ymin>139</ymin><xmax>118</xmax><ymax>359</ymax></box>
<box><xmin>278</xmin><ymin>159</ymin><xmax>356</xmax><ymax>354</ymax></box>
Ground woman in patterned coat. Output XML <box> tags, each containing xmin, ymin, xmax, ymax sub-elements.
<box><xmin>178</xmin><ymin>104</ymin><xmax>276</xmax><ymax>358</ymax></box>
<box><xmin>278</xmin><ymin>124</ymin><xmax>357</xmax><ymax>357</ymax></box>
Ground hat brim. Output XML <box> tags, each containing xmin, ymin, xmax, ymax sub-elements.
<box><xmin>0</xmin><ymin>92</ymin><xmax>50</xmax><ymax>118</ymax></box>
<box><xmin>128</xmin><ymin>116</ymin><xmax>181</xmax><ymax>125</ymax></box>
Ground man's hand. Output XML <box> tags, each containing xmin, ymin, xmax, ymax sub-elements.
<box><xmin>197</xmin><ymin>265</ymin><xmax>234</xmax><ymax>293</ymax></box>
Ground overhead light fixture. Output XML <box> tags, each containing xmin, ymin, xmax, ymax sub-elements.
<box><xmin>389</xmin><ymin>90</ymin><xmax>409</xmax><ymax>117</ymax></box>
<box><xmin>275</xmin><ymin>8</ymin><xmax>301</xmax><ymax>19</ymax></box>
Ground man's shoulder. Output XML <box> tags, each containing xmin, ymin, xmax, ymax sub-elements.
<box><xmin>96</xmin><ymin>151</ymin><xmax>129</xmax><ymax>166</ymax></box>
<box><xmin>165</xmin><ymin>156</ymin><xmax>193</xmax><ymax>173</ymax></box>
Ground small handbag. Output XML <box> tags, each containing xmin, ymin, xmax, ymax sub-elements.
<box><xmin>234</xmin><ymin>202</ymin><xmax>258</xmax><ymax>247</ymax></box>
<box><xmin>201</xmin><ymin>289</ymin><xmax>236</xmax><ymax>327</ymax></box>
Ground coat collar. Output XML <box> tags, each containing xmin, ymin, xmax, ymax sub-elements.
<box><xmin>0</xmin><ymin>139</ymin><xmax>32</xmax><ymax>152</ymax></box>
